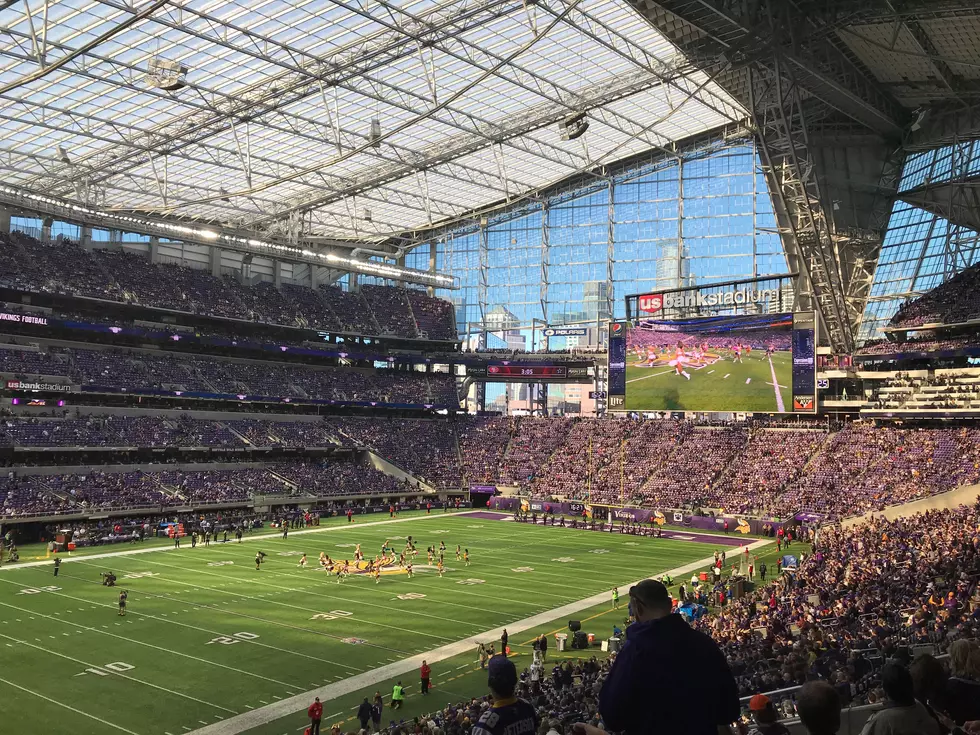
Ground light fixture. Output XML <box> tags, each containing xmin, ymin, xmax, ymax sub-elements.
<box><xmin>146</xmin><ymin>57</ymin><xmax>188</xmax><ymax>91</ymax></box>
<box><xmin>559</xmin><ymin>113</ymin><xmax>589</xmax><ymax>141</ymax></box>
<box><xmin>57</xmin><ymin>146</ymin><xmax>70</xmax><ymax>164</ymax></box>
<box><xmin>369</xmin><ymin>118</ymin><xmax>382</xmax><ymax>148</ymax></box>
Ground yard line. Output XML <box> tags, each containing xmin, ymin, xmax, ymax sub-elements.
<box><xmin>186</xmin><ymin>539</ymin><xmax>772</xmax><ymax>735</ymax></box>
<box><xmin>82</xmin><ymin>559</ymin><xmax>458</xmax><ymax>644</ymax></box>
<box><xmin>0</xmin><ymin>576</ymin><xmax>373</xmax><ymax>671</ymax></box>
<box><xmin>0</xmin><ymin>599</ymin><xmax>301</xmax><ymax>689</ymax></box>
<box><xmin>0</xmin><ymin>631</ymin><xmax>236</xmax><ymax>713</ymax></box>
<box><xmin>625</xmin><ymin>369</ymin><xmax>674</xmax><ymax>384</ymax></box>
<box><xmin>0</xmin><ymin>512</ymin><xmax>463</xmax><ymax>572</ymax></box>
<box><xmin>767</xmin><ymin>355</ymin><xmax>786</xmax><ymax>412</ymax></box>
<box><xmin>0</xmin><ymin>676</ymin><xmax>141</xmax><ymax>734</ymax></box>
<box><xmin>707</xmin><ymin>370</ymin><xmax>715</xmax><ymax>374</ymax></box>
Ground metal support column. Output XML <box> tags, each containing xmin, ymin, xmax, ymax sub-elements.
<box><xmin>540</xmin><ymin>202</ymin><xmax>550</xmax><ymax>327</ymax></box>
<box><xmin>606</xmin><ymin>179</ymin><xmax>616</xmax><ymax>323</ymax></box>
<box><xmin>478</xmin><ymin>220</ymin><xmax>489</xmax><ymax>334</ymax></box>
<box><xmin>428</xmin><ymin>241</ymin><xmax>438</xmax><ymax>297</ymax></box>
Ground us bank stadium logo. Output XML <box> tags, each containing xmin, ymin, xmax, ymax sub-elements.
<box><xmin>793</xmin><ymin>395</ymin><xmax>814</xmax><ymax>411</ymax></box>
<box><xmin>637</xmin><ymin>294</ymin><xmax>663</xmax><ymax>314</ymax></box>
<box><xmin>638</xmin><ymin>288</ymin><xmax>780</xmax><ymax>313</ymax></box>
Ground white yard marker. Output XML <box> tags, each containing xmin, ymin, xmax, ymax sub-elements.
<box><xmin>767</xmin><ymin>355</ymin><xmax>786</xmax><ymax>412</ymax></box>
<box><xmin>723</xmin><ymin>374</ymin><xmax>730</xmax><ymax>379</ymax></box>
<box><xmin>626</xmin><ymin>369</ymin><xmax>674</xmax><ymax>384</ymax></box>
<box><xmin>0</xmin><ymin>676</ymin><xmax>142</xmax><ymax>735</ymax></box>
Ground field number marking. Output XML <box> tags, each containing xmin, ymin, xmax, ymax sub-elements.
<box><xmin>75</xmin><ymin>661</ymin><xmax>134</xmax><ymax>677</ymax></box>
<box><xmin>455</xmin><ymin>578</ymin><xmax>485</xmax><ymax>585</ymax></box>
<box><xmin>310</xmin><ymin>610</ymin><xmax>353</xmax><ymax>621</ymax></box>
<box><xmin>17</xmin><ymin>586</ymin><xmax>61</xmax><ymax>595</ymax></box>
<box><xmin>206</xmin><ymin>632</ymin><xmax>260</xmax><ymax>645</ymax></box>
<box><xmin>396</xmin><ymin>593</ymin><xmax>427</xmax><ymax>600</ymax></box>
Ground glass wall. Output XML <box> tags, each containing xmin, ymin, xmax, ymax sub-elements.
<box><xmin>859</xmin><ymin>142</ymin><xmax>980</xmax><ymax>343</ymax></box>
<box><xmin>406</xmin><ymin>136</ymin><xmax>787</xmax><ymax>338</ymax></box>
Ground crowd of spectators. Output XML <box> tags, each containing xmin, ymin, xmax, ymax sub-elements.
<box><xmin>457</xmin><ymin>417</ymin><xmax>980</xmax><ymax>521</ymax></box>
<box><xmin>5</xmin><ymin>413</ymin><xmax>980</xmax><ymax>520</ymax></box>
<box><xmin>457</xmin><ymin>416</ymin><xmax>512</xmax><ymax>485</ymax></box>
<box><xmin>0</xmin><ymin>232</ymin><xmax>457</xmax><ymax>340</ymax></box>
<box><xmin>323</xmin><ymin>417</ymin><xmax>463</xmax><ymax>488</ymax></box>
<box><xmin>0</xmin><ymin>345</ymin><xmax>458</xmax><ymax>405</ymax></box>
<box><xmin>698</xmin><ymin>502</ymin><xmax>980</xmax><ymax>711</ymax></box>
<box><xmin>858</xmin><ymin>335</ymin><xmax>980</xmax><ymax>355</ymax></box>
<box><xmin>890</xmin><ymin>261</ymin><xmax>980</xmax><ymax>328</ymax></box>
<box><xmin>628</xmin><ymin>325</ymin><xmax>792</xmax><ymax>354</ymax></box>
<box><xmin>0</xmin><ymin>456</ymin><xmax>428</xmax><ymax>516</ymax></box>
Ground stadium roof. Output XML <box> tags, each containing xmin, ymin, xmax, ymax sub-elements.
<box><xmin>0</xmin><ymin>0</ymin><xmax>746</xmax><ymax>244</ymax></box>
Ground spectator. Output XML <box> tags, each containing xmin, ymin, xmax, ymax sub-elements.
<box><xmin>471</xmin><ymin>656</ymin><xmax>538</xmax><ymax>735</ymax></box>
<box><xmin>747</xmin><ymin>694</ymin><xmax>791</xmax><ymax>735</ymax></box>
<box><xmin>599</xmin><ymin>579</ymin><xmax>739</xmax><ymax>735</ymax></box>
<box><xmin>796</xmin><ymin>681</ymin><xmax>841</xmax><ymax>735</ymax></box>
<box><xmin>946</xmin><ymin>640</ymin><xmax>980</xmax><ymax>726</ymax></box>
<box><xmin>860</xmin><ymin>662</ymin><xmax>941</xmax><ymax>735</ymax></box>
<box><xmin>420</xmin><ymin>660</ymin><xmax>431</xmax><ymax>696</ymax></box>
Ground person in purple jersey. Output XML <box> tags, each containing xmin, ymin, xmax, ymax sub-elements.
<box><xmin>471</xmin><ymin>656</ymin><xmax>538</xmax><ymax>735</ymax></box>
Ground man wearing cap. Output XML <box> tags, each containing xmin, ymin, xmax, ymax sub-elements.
<box><xmin>471</xmin><ymin>655</ymin><xmax>538</xmax><ymax>735</ymax></box>
<box><xmin>746</xmin><ymin>694</ymin><xmax>791</xmax><ymax>735</ymax></box>
<box><xmin>599</xmin><ymin>578</ymin><xmax>739</xmax><ymax>735</ymax></box>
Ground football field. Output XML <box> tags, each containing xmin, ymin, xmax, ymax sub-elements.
<box><xmin>0</xmin><ymin>510</ymin><xmax>755</xmax><ymax>735</ymax></box>
<box><xmin>625</xmin><ymin>351</ymin><xmax>793</xmax><ymax>412</ymax></box>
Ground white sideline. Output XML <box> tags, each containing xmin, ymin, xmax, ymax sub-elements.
<box><xmin>0</xmin><ymin>512</ymin><xmax>464</xmax><ymax>572</ymax></box>
<box><xmin>188</xmin><ymin>538</ymin><xmax>772</xmax><ymax>735</ymax></box>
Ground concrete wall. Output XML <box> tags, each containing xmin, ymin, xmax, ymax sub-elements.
<box><xmin>843</xmin><ymin>483</ymin><xmax>980</xmax><ymax>528</ymax></box>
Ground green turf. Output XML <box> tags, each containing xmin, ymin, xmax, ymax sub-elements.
<box><xmin>0</xmin><ymin>512</ymin><xmax>745</xmax><ymax>735</ymax></box>
<box><xmin>624</xmin><ymin>350</ymin><xmax>793</xmax><ymax>412</ymax></box>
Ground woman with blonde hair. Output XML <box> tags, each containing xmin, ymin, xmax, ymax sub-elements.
<box><xmin>945</xmin><ymin>639</ymin><xmax>980</xmax><ymax>725</ymax></box>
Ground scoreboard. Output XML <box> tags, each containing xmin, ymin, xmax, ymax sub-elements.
<box><xmin>466</xmin><ymin>362</ymin><xmax>591</xmax><ymax>382</ymax></box>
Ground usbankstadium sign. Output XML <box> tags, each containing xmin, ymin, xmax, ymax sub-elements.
<box><xmin>638</xmin><ymin>288</ymin><xmax>781</xmax><ymax>313</ymax></box>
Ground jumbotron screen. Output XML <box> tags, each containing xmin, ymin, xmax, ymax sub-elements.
<box><xmin>607</xmin><ymin>311</ymin><xmax>816</xmax><ymax>413</ymax></box>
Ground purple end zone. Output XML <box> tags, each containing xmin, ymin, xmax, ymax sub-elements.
<box><xmin>464</xmin><ymin>511</ymin><xmax>754</xmax><ymax>547</ymax></box>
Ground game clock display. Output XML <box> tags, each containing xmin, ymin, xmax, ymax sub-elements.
<box><xmin>486</xmin><ymin>364</ymin><xmax>567</xmax><ymax>378</ymax></box>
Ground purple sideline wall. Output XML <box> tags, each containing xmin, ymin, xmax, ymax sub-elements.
<box><xmin>487</xmin><ymin>496</ymin><xmax>794</xmax><ymax>535</ymax></box>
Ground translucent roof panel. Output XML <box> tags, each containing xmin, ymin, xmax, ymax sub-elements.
<box><xmin>0</xmin><ymin>0</ymin><xmax>745</xmax><ymax>241</ymax></box>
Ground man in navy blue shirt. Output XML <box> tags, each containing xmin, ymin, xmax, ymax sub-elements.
<box><xmin>471</xmin><ymin>656</ymin><xmax>539</xmax><ymax>735</ymax></box>
<box><xmin>600</xmin><ymin>579</ymin><xmax>739</xmax><ymax>735</ymax></box>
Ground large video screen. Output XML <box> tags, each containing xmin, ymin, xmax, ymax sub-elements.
<box><xmin>614</xmin><ymin>312</ymin><xmax>812</xmax><ymax>413</ymax></box>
